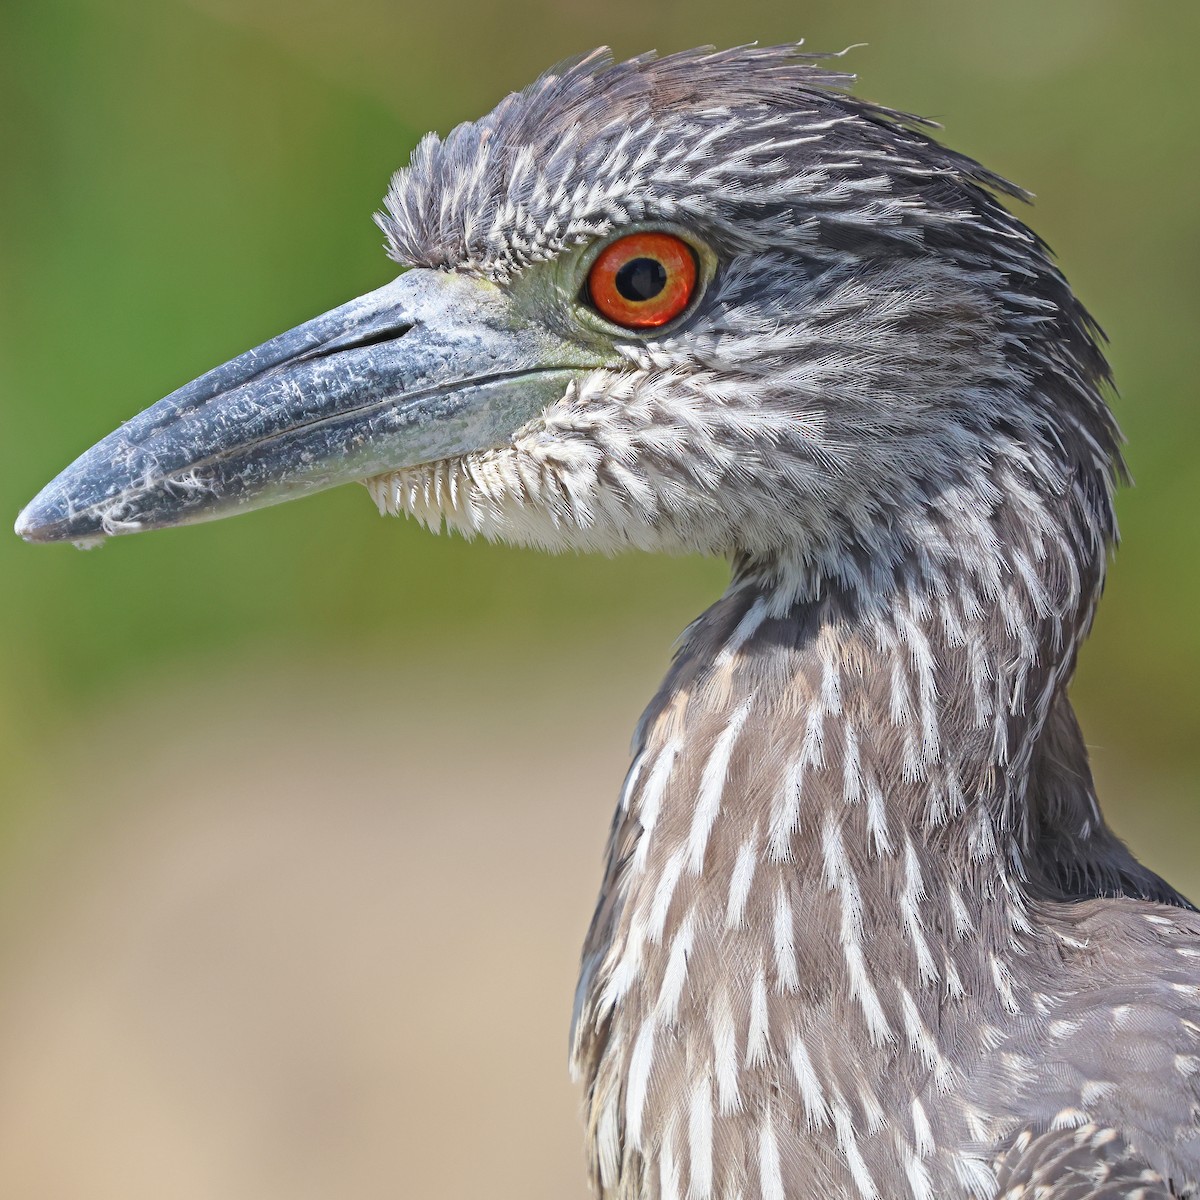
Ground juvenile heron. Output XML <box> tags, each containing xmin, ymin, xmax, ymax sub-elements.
<box><xmin>16</xmin><ymin>45</ymin><xmax>1200</xmax><ymax>1200</ymax></box>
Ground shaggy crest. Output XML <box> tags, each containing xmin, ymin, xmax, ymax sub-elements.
<box><xmin>377</xmin><ymin>46</ymin><xmax>1029</xmax><ymax>281</ymax></box>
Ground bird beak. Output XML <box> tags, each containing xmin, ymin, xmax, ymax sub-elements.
<box><xmin>15</xmin><ymin>269</ymin><xmax>600</xmax><ymax>545</ymax></box>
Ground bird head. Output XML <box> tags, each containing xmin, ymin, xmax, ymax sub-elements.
<box><xmin>16</xmin><ymin>46</ymin><xmax>1121</xmax><ymax>599</ymax></box>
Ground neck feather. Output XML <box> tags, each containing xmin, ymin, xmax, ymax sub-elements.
<box><xmin>570</xmin><ymin>482</ymin><xmax>1124</xmax><ymax>1199</ymax></box>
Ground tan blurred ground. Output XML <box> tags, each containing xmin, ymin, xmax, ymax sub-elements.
<box><xmin>0</xmin><ymin>649</ymin><xmax>675</xmax><ymax>1200</ymax></box>
<box><xmin>0</xmin><ymin>642</ymin><xmax>1193</xmax><ymax>1200</ymax></box>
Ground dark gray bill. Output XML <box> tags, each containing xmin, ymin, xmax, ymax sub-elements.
<box><xmin>15</xmin><ymin>269</ymin><xmax>600</xmax><ymax>546</ymax></box>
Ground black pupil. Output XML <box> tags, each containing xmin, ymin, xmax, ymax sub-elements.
<box><xmin>614</xmin><ymin>256</ymin><xmax>668</xmax><ymax>303</ymax></box>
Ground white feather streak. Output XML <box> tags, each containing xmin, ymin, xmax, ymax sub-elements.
<box><xmin>658</xmin><ymin>912</ymin><xmax>696</xmax><ymax>1020</ymax></box>
<box><xmin>911</xmin><ymin>1097</ymin><xmax>935</xmax><ymax>1157</ymax></box>
<box><xmin>687</xmin><ymin>1079</ymin><xmax>714</xmax><ymax>1199</ymax></box>
<box><xmin>712</xmin><ymin>989</ymin><xmax>741</xmax><ymax>1114</ymax></box>
<box><xmin>787</xmin><ymin>1031</ymin><xmax>830</xmax><ymax>1128</ymax></box>
<box><xmin>625</xmin><ymin>1019</ymin><xmax>657</xmax><ymax>1149</ymax></box>
<box><xmin>767</xmin><ymin>759</ymin><xmax>804</xmax><ymax>861</ymax></box>
<box><xmin>633</xmin><ymin>739</ymin><xmax>679</xmax><ymax>870</ymax></box>
<box><xmin>688</xmin><ymin>700</ymin><xmax>753</xmax><ymax>872</ymax></box>
<box><xmin>648</xmin><ymin>847</ymin><xmax>687</xmax><ymax>943</ymax></box>
<box><xmin>746</xmin><ymin>961</ymin><xmax>770</xmax><ymax>1066</ymax></box>
<box><xmin>725</xmin><ymin>832</ymin><xmax>759</xmax><ymax>928</ymax></box>
<box><xmin>772</xmin><ymin>888</ymin><xmax>800</xmax><ymax>992</ymax></box>
<box><xmin>833</xmin><ymin>1100</ymin><xmax>879</xmax><ymax>1199</ymax></box>
<box><xmin>758</xmin><ymin>1112</ymin><xmax>785</xmax><ymax>1200</ymax></box>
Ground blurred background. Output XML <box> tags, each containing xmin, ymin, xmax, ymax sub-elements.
<box><xmin>0</xmin><ymin>1</ymin><xmax>1197</xmax><ymax>1196</ymax></box>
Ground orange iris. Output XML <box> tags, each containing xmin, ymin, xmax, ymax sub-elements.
<box><xmin>587</xmin><ymin>232</ymin><xmax>698</xmax><ymax>329</ymax></box>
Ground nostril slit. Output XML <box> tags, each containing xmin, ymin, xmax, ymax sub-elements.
<box><xmin>310</xmin><ymin>322</ymin><xmax>415</xmax><ymax>361</ymax></box>
<box><xmin>347</xmin><ymin>322</ymin><xmax>415</xmax><ymax>352</ymax></box>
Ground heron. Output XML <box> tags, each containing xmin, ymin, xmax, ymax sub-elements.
<box><xmin>15</xmin><ymin>44</ymin><xmax>1200</xmax><ymax>1200</ymax></box>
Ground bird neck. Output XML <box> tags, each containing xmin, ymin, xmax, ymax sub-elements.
<box><xmin>571</xmin><ymin>505</ymin><xmax>1113</xmax><ymax>1196</ymax></box>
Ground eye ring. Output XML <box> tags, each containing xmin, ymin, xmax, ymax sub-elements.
<box><xmin>587</xmin><ymin>231</ymin><xmax>698</xmax><ymax>329</ymax></box>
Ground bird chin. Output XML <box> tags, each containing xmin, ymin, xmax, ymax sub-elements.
<box><xmin>364</xmin><ymin>451</ymin><xmax>579</xmax><ymax>549</ymax></box>
<box><xmin>362</xmin><ymin>449</ymin><xmax>616</xmax><ymax>553</ymax></box>
<box><xmin>362</xmin><ymin>447</ymin><xmax>723</xmax><ymax>559</ymax></box>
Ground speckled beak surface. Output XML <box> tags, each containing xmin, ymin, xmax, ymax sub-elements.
<box><xmin>15</xmin><ymin>269</ymin><xmax>588</xmax><ymax>545</ymax></box>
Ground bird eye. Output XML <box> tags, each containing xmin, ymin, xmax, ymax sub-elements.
<box><xmin>587</xmin><ymin>231</ymin><xmax>698</xmax><ymax>329</ymax></box>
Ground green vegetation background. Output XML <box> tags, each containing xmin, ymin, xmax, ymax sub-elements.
<box><xmin>2</xmin><ymin>0</ymin><xmax>1197</xmax><ymax>875</ymax></box>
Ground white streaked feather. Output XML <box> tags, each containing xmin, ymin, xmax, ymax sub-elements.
<box><xmin>725</xmin><ymin>831</ymin><xmax>760</xmax><ymax>928</ymax></box>
<box><xmin>633</xmin><ymin>739</ymin><xmax>680</xmax><ymax>869</ymax></box>
<box><xmin>625</xmin><ymin>1018</ymin><xmax>658</xmax><ymax>1149</ymax></box>
<box><xmin>687</xmin><ymin>1078</ymin><xmax>714</xmax><ymax>1199</ymax></box>
<box><xmin>687</xmin><ymin>699</ymin><xmax>753</xmax><ymax>872</ymax></box>
<box><xmin>712</xmin><ymin>989</ymin><xmax>741</xmax><ymax>1114</ymax></box>
<box><xmin>657</xmin><ymin>911</ymin><xmax>697</xmax><ymax>1020</ymax></box>
<box><xmin>758</xmin><ymin>1111</ymin><xmax>786</xmax><ymax>1200</ymax></box>
<box><xmin>832</xmin><ymin>1098</ymin><xmax>880</xmax><ymax>1200</ymax></box>
<box><xmin>772</xmin><ymin>887</ymin><xmax>800</xmax><ymax>993</ymax></box>
<box><xmin>787</xmin><ymin>1030</ymin><xmax>831</xmax><ymax>1128</ymax></box>
<box><xmin>746</xmin><ymin>960</ymin><xmax>771</xmax><ymax>1066</ymax></box>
